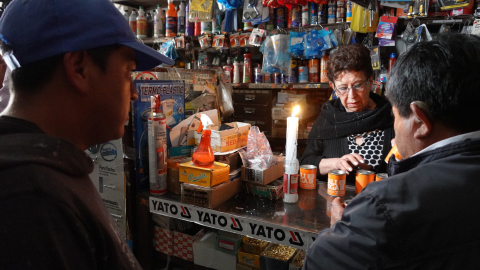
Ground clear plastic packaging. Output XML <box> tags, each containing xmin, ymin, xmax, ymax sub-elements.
<box><xmin>246</xmin><ymin>126</ymin><xmax>274</xmax><ymax>170</ymax></box>
<box><xmin>188</xmin><ymin>0</ymin><xmax>215</xmax><ymax>22</ymax></box>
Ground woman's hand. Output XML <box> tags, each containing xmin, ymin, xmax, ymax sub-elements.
<box><xmin>319</xmin><ymin>154</ymin><xmax>372</xmax><ymax>175</ymax></box>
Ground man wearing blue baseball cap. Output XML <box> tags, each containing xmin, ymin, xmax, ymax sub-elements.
<box><xmin>0</xmin><ymin>0</ymin><xmax>174</xmax><ymax>269</ymax></box>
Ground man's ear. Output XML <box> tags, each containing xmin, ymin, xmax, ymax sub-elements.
<box><xmin>410</xmin><ymin>102</ymin><xmax>432</xmax><ymax>139</ymax></box>
<box><xmin>63</xmin><ymin>51</ymin><xmax>93</xmax><ymax>94</ymax></box>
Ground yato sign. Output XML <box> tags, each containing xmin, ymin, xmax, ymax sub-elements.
<box><xmin>248</xmin><ymin>223</ymin><xmax>305</xmax><ymax>247</ymax></box>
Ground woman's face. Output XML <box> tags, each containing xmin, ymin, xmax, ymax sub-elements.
<box><xmin>330</xmin><ymin>70</ymin><xmax>373</xmax><ymax>113</ymax></box>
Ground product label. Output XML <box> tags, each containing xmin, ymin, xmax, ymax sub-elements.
<box><xmin>177</xmin><ymin>16</ymin><xmax>185</xmax><ymax>34</ymax></box>
<box><xmin>137</xmin><ymin>19</ymin><xmax>147</xmax><ymax>36</ymax></box>
<box><xmin>129</xmin><ymin>21</ymin><xmax>137</xmax><ymax>33</ymax></box>
<box><xmin>283</xmin><ymin>173</ymin><xmax>298</xmax><ymax>194</ymax></box>
<box><xmin>166</xmin><ymin>16</ymin><xmax>177</xmax><ymax>37</ymax></box>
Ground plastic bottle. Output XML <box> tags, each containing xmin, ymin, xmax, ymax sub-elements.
<box><xmin>192</xmin><ymin>130</ymin><xmax>214</xmax><ymax>168</ymax></box>
<box><xmin>147</xmin><ymin>12</ymin><xmax>154</xmax><ymax>38</ymax></box>
<box><xmin>223</xmin><ymin>57</ymin><xmax>234</xmax><ymax>83</ymax></box>
<box><xmin>243</xmin><ymin>48</ymin><xmax>253</xmax><ymax>83</ymax></box>
<box><xmin>388</xmin><ymin>53</ymin><xmax>397</xmax><ymax>75</ymax></box>
<box><xmin>123</xmin><ymin>9</ymin><xmax>129</xmax><ymax>21</ymax></box>
<box><xmin>166</xmin><ymin>0</ymin><xmax>177</xmax><ymax>37</ymax></box>
<box><xmin>136</xmin><ymin>6</ymin><xmax>147</xmax><ymax>39</ymax></box>
<box><xmin>233</xmin><ymin>56</ymin><xmax>241</xmax><ymax>84</ymax></box>
<box><xmin>177</xmin><ymin>1</ymin><xmax>186</xmax><ymax>35</ymax></box>
<box><xmin>185</xmin><ymin>4</ymin><xmax>194</xmax><ymax>36</ymax></box>
<box><xmin>129</xmin><ymin>10</ymin><xmax>137</xmax><ymax>34</ymax></box>
<box><xmin>154</xmin><ymin>5</ymin><xmax>165</xmax><ymax>38</ymax></box>
<box><xmin>379</xmin><ymin>64</ymin><xmax>388</xmax><ymax>82</ymax></box>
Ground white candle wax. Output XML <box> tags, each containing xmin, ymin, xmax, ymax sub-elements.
<box><xmin>285</xmin><ymin>116</ymin><xmax>298</xmax><ymax>161</ymax></box>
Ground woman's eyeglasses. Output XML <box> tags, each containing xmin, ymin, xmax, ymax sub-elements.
<box><xmin>334</xmin><ymin>81</ymin><xmax>369</xmax><ymax>96</ymax></box>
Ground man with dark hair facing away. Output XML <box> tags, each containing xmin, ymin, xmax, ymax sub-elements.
<box><xmin>0</xmin><ymin>0</ymin><xmax>174</xmax><ymax>269</ymax></box>
<box><xmin>303</xmin><ymin>33</ymin><xmax>480</xmax><ymax>269</ymax></box>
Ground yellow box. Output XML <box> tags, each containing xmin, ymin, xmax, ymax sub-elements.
<box><xmin>179</xmin><ymin>161</ymin><xmax>230</xmax><ymax>187</ymax></box>
<box><xmin>238</xmin><ymin>247</ymin><xmax>261</xmax><ymax>270</ymax></box>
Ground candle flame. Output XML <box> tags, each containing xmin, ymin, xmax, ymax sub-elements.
<box><xmin>292</xmin><ymin>105</ymin><xmax>300</xmax><ymax>117</ymax></box>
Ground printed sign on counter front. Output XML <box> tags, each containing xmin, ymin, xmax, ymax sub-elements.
<box><xmin>150</xmin><ymin>197</ymin><xmax>318</xmax><ymax>250</ymax></box>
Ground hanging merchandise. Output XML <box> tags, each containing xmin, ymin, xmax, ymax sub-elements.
<box><xmin>175</xmin><ymin>36</ymin><xmax>186</xmax><ymax>48</ymax></box>
<box><xmin>333</xmin><ymin>28</ymin><xmax>343</xmax><ymax>46</ymax></box>
<box><xmin>166</xmin><ymin>0</ymin><xmax>178</xmax><ymax>37</ymax></box>
<box><xmin>376</xmin><ymin>15</ymin><xmax>398</xmax><ymax>40</ymax></box>
<box><xmin>248</xmin><ymin>28</ymin><xmax>266</xmax><ymax>46</ymax></box>
<box><xmin>218</xmin><ymin>0</ymin><xmax>243</xmax><ymax>9</ymax></box>
<box><xmin>189</xmin><ymin>0</ymin><xmax>215</xmax><ymax>22</ymax></box>
<box><xmin>159</xmin><ymin>40</ymin><xmax>179</xmax><ymax>61</ymax></box>
<box><xmin>199</xmin><ymin>34</ymin><xmax>212</xmax><ymax>49</ymax></box>
<box><xmin>213</xmin><ymin>34</ymin><xmax>226</xmax><ymax>48</ymax></box>
<box><xmin>154</xmin><ymin>5</ymin><xmax>165</xmax><ymax>38</ymax></box>
<box><xmin>329</xmin><ymin>30</ymin><xmax>339</xmax><ymax>47</ymax></box>
<box><xmin>229</xmin><ymin>32</ymin><xmax>240</xmax><ymax>48</ymax></box>
<box><xmin>288</xmin><ymin>31</ymin><xmax>305</xmax><ymax>58</ymax></box>
<box><xmin>197</xmin><ymin>51</ymin><xmax>209</xmax><ymax>68</ymax></box>
<box><xmin>305</xmin><ymin>29</ymin><xmax>331</xmax><ymax>59</ymax></box>
<box><xmin>369</xmin><ymin>46</ymin><xmax>380</xmax><ymax>70</ymax></box>
<box><xmin>239</xmin><ymin>33</ymin><xmax>250</xmax><ymax>47</ymax></box>
<box><xmin>201</xmin><ymin>21</ymin><xmax>213</xmax><ymax>34</ymax></box>
<box><xmin>350</xmin><ymin>3</ymin><xmax>378</xmax><ymax>33</ymax></box>
<box><xmin>343</xmin><ymin>27</ymin><xmax>354</xmax><ymax>44</ymax></box>
<box><xmin>243</xmin><ymin>0</ymin><xmax>263</xmax><ymax>22</ymax></box>
<box><xmin>178</xmin><ymin>1</ymin><xmax>186</xmax><ymax>35</ymax></box>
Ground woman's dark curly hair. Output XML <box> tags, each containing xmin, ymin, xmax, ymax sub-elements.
<box><xmin>326</xmin><ymin>44</ymin><xmax>373</xmax><ymax>82</ymax></box>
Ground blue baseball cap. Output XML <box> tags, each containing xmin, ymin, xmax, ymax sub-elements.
<box><xmin>0</xmin><ymin>0</ymin><xmax>174</xmax><ymax>71</ymax></box>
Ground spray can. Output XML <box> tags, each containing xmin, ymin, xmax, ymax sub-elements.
<box><xmin>267</xmin><ymin>7</ymin><xmax>275</xmax><ymax>30</ymax></box>
<box><xmin>185</xmin><ymin>4</ymin><xmax>194</xmax><ymax>36</ymax></box>
<box><xmin>254</xmin><ymin>64</ymin><xmax>263</xmax><ymax>83</ymax></box>
<box><xmin>233</xmin><ymin>57</ymin><xmax>241</xmax><ymax>84</ymax></box>
<box><xmin>302</xmin><ymin>3</ymin><xmax>310</xmax><ymax>27</ymax></box>
<box><xmin>346</xmin><ymin>1</ymin><xmax>353</xmax><ymax>22</ymax></box>
<box><xmin>308</xmin><ymin>59</ymin><xmax>319</xmax><ymax>83</ymax></box>
<box><xmin>177</xmin><ymin>1</ymin><xmax>186</xmax><ymax>35</ymax></box>
<box><xmin>288</xmin><ymin>59</ymin><xmax>298</xmax><ymax>83</ymax></box>
<box><xmin>328</xmin><ymin>0</ymin><xmax>336</xmax><ymax>24</ymax></box>
<box><xmin>276</xmin><ymin>7</ymin><xmax>286</xmax><ymax>28</ymax></box>
<box><xmin>291</xmin><ymin>6</ymin><xmax>302</xmax><ymax>27</ymax></box>
<box><xmin>129</xmin><ymin>10</ymin><xmax>137</xmax><ymax>34</ymax></box>
<box><xmin>311</xmin><ymin>3</ymin><xmax>318</xmax><ymax>25</ymax></box>
<box><xmin>243</xmin><ymin>48</ymin><xmax>253</xmax><ymax>83</ymax></box>
<box><xmin>320</xmin><ymin>54</ymin><xmax>329</xmax><ymax>82</ymax></box>
<box><xmin>194</xmin><ymin>22</ymin><xmax>201</xmax><ymax>36</ymax></box>
<box><xmin>336</xmin><ymin>0</ymin><xmax>345</xmax><ymax>23</ymax></box>
<box><xmin>148</xmin><ymin>95</ymin><xmax>168</xmax><ymax>195</ymax></box>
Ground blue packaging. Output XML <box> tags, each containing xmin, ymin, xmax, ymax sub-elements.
<box><xmin>299</xmin><ymin>66</ymin><xmax>308</xmax><ymax>83</ymax></box>
<box><xmin>132</xmin><ymin>80</ymin><xmax>185</xmax><ymax>192</ymax></box>
<box><xmin>281</xmin><ymin>74</ymin><xmax>288</xmax><ymax>83</ymax></box>
<box><xmin>274</xmin><ymin>73</ymin><xmax>282</xmax><ymax>84</ymax></box>
<box><xmin>311</xmin><ymin>3</ymin><xmax>318</xmax><ymax>25</ymax></box>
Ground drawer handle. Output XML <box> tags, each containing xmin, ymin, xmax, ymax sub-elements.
<box><xmin>103</xmin><ymin>184</ymin><xmax>116</xmax><ymax>190</ymax></box>
<box><xmin>244</xmin><ymin>108</ymin><xmax>255</xmax><ymax>114</ymax></box>
<box><xmin>245</xmin><ymin>95</ymin><xmax>255</xmax><ymax>101</ymax></box>
<box><xmin>111</xmin><ymin>213</ymin><xmax>123</xmax><ymax>219</ymax></box>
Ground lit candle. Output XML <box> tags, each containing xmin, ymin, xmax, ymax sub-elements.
<box><xmin>285</xmin><ymin>105</ymin><xmax>300</xmax><ymax>161</ymax></box>
<box><xmin>284</xmin><ymin>105</ymin><xmax>300</xmax><ymax>204</ymax></box>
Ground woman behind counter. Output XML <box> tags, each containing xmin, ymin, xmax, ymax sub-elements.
<box><xmin>300</xmin><ymin>44</ymin><xmax>394</xmax><ymax>185</ymax></box>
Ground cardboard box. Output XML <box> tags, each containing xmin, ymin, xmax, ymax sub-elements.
<box><xmin>215</xmin><ymin>231</ymin><xmax>243</xmax><ymax>255</ymax></box>
<box><xmin>154</xmin><ymin>226</ymin><xmax>173</xmax><ymax>256</ymax></box>
<box><xmin>238</xmin><ymin>247</ymin><xmax>262</xmax><ymax>270</ymax></box>
<box><xmin>271</xmin><ymin>105</ymin><xmax>320</xmax><ymax>121</ymax></box>
<box><xmin>215</xmin><ymin>151</ymin><xmax>242</xmax><ymax>172</ymax></box>
<box><xmin>242</xmin><ymin>156</ymin><xmax>284</xmax><ymax>185</ymax></box>
<box><xmin>181</xmin><ymin>177</ymin><xmax>243</xmax><ymax>209</ymax></box>
<box><xmin>195</xmin><ymin>122</ymin><xmax>252</xmax><ymax>152</ymax></box>
<box><xmin>260</xmin><ymin>243</ymin><xmax>298</xmax><ymax>270</ymax></box>
<box><xmin>179</xmin><ymin>161</ymin><xmax>230</xmax><ymax>187</ymax></box>
<box><xmin>242</xmin><ymin>236</ymin><xmax>269</xmax><ymax>255</ymax></box>
<box><xmin>289</xmin><ymin>249</ymin><xmax>306</xmax><ymax>270</ymax></box>
<box><xmin>245</xmin><ymin>179</ymin><xmax>284</xmax><ymax>200</ymax></box>
<box><xmin>277</xmin><ymin>92</ymin><xmax>307</xmax><ymax>104</ymax></box>
<box><xmin>173</xmin><ymin>228</ymin><xmax>205</xmax><ymax>262</ymax></box>
<box><xmin>194</xmin><ymin>232</ymin><xmax>238</xmax><ymax>270</ymax></box>
<box><xmin>167</xmin><ymin>157</ymin><xmax>192</xmax><ymax>194</ymax></box>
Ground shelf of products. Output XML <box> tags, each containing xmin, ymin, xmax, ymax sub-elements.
<box><xmin>232</xmin><ymin>83</ymin><xmax>330</xmax><ymax>90</ymax></box>
<box><xmin>398</xmin><ymin>15</ymin><xmax>475</xmax><ymax>25</ymax></box>
<box><xmin>150</xmin><ymin>182</ymin><xmax>356</xmax><ymax>250</ymax></box>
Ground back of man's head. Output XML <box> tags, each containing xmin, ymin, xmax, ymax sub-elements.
<box><xmin>387</xmin><ymin>33</ymin><xmax>480</xmax><ymax>134</ymax></box>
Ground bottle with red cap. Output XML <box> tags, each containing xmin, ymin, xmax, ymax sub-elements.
<box><xmin>192</xmin><ymin>129</ymin><xmax>214</xmax><ymax>168</ymax></box>
<box><xmin>388</xmin><ymin>53</ymin><xmax>397</xmax><ymax>75</ymax></box>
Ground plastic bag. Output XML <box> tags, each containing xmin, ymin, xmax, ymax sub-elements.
<box><xmin>159</xmin><ymin>40</ymin><xmax>178</xmax><ymax>61</ymax></box>
<box><xmin>215</xmin><ymin>68</ymin><xmax>234</xmax><ymax>117</ymax></box>
<box><xmin>288</xmin><ymin>31</ymin><xmax>305</xmax><ymax>58</ymax></box>
<box><xmin>246</xmin><ymin>126</ymin><xmax>273</xmax><ymax>170</ymax></box>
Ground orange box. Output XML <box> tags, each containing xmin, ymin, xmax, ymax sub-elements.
<box><xmin>179</xmin><ymin>161</ymin><xmax>230</xmax><ymax>187</ymax></box>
